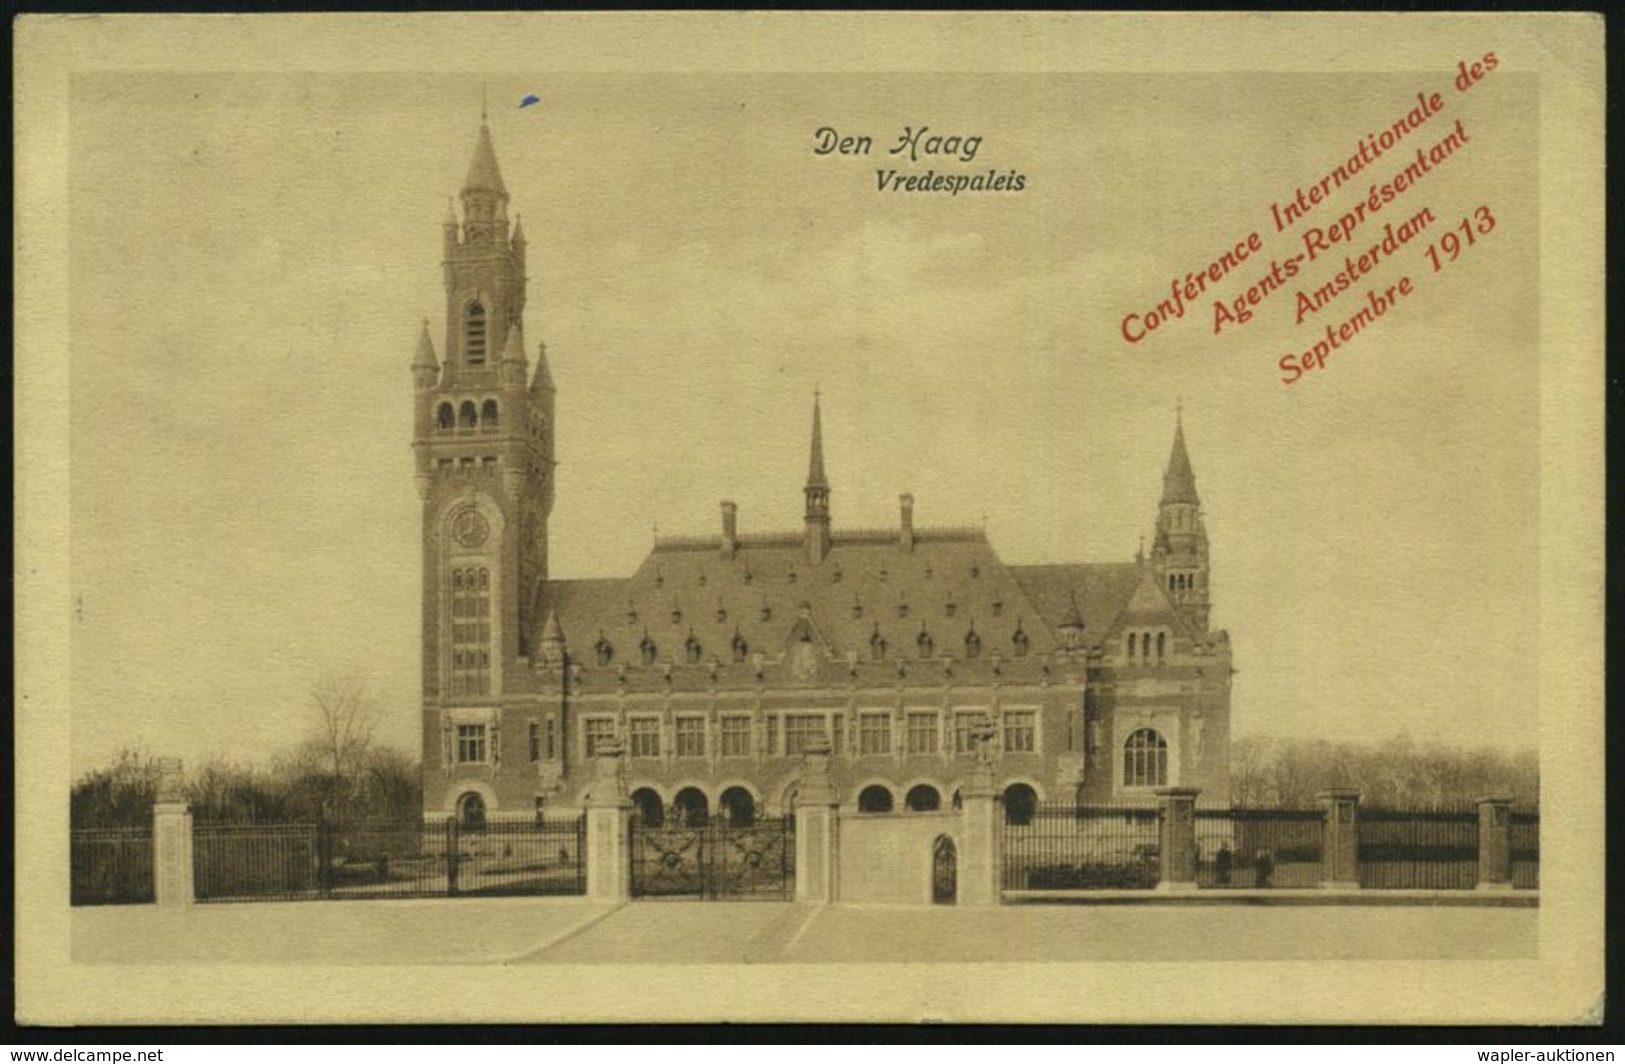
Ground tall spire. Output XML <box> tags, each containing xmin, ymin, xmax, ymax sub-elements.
<box><xmin>463</xmin><ymin>117</ymin><xmax>508</xmax><ymax>198</ymax></box>
<box><xmin>1161</xmin><ymin>407</ymin><xmax>1199</xmax><ymax>506</ymax></box>
<box><xmin>803</xmin><ymin>390</ymin><xmax>831</xmax><ymax>563</ymax></box>
<box><xmin>806</xmin><ymin>388</ymin><xmax>829</xmax><ymax>490</ymax></box>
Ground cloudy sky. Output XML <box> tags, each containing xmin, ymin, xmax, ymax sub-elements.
<box><xmin>65</xmin><ymin>65</ymin><xmax>1540</xmax><ymax>776</ymax></box>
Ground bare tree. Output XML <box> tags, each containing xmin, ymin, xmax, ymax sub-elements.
<box><xmin>303</xmin><ymin>670</ymin><xmax>383</xmax><ymax>814</ymax></box>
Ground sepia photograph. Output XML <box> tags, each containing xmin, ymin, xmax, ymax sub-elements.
<box><xmin>14</xmin><ymin>12</ymin><xmax>1604</xmax><ymax>1027</ymax></box>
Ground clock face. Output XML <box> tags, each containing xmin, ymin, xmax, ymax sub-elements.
<box><xmin>451</xmin><ymin>508</ymin><xmax>490</xmax><ymax>549</ymax></box>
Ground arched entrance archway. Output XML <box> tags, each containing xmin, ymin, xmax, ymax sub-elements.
<box><xmin>630</xmin><ymin>787</ymin><xmax>665</xmax><ymax>827</ymax></box>
<box><xmin>932</xmin><ymin>835</ymin><xmax>957</xmax><ymax>904</ymax></box>
<box><xmin>673</xmin><ymin>787</ymin><xmax>710</xmax><ymax>827</ymax></box>
<box><xmin>1003</xmin><ymin>783</ymin><xmax>1038</xmax><ymax>826</ymax></box>
<box><xmin>457</xmin><ymin>791</ymin><xmax>486</xmax><ymax>831</ymax></box>
<box><xmin>719</xmin><ymin>787</ymin><xmax>757</xmax><ymax>827</ymax></box>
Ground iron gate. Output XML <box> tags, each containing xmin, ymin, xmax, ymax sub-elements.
<box><xmin>630</xmin><ymin>815</ymin><xmax>795</xmax><ymax>900</ymax></box>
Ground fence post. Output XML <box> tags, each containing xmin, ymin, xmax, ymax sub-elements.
<box><xmin>1476</xmin><ymin>795</ymin><xmax>1513</xmax><ymax>890</ymax></box>
<box><xmin>1318</xmin><ymin>788</ymin><xmax>1361</xmax><ymax>889</ymax></box>
<box><xmin>1154</xmin><ymin>787</ymin><xmax>1200</xmax><ymax>890</ymax></box>
<box><xmin>794</xmin><ymin>736</ymin><xmax>840</xmax><ymax>902</ymax></box>
<box><xmin>151</xmin><ymin>758</ymin><xmax>194</xmax><ymax>908</ymax></box>
<box><xmin>582</xmin><ymin>739</ymin><xmax>631</xmax><ymax>901</ymax></box>
<box><xmin>957</xmin><ymin>719</ymin><xmax>1002</xmax><ymax>905</ymax></box>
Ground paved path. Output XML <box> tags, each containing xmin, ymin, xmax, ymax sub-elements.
<box><xmin>72</xmin><ymin>898</ymin><xmax>1536</xmax><ymax>966</ymax></box>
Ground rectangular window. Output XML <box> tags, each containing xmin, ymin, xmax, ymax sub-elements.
<box><xmin>1003</xmin><ymin>710</ymin><xmax>1037</xmax><ymax>754</ymax></box>
<box><xmin>528</xmin><ymin>720</ymin><xmax>541</xmax><ymax>762</ymax></box>
<box><xmin>905</xmin><ymin>711</ymin><xmax>938</xmax><ymax>755</ymax></box>
<box><xmin>783</xmin><ymin>714</ymin><xmax>826</xmax><ymax>757</ymax></box>
<box><xmin>675</xmin><ymin>716</ymin><xmax>705</xmax><ymax>758</ymax></box>
<box><xmin>858</xmin><ymin>713</ymin><xmax>892</xmax><ymax>756</ymax></box>
<box><xmin>584</xmin><ymin>717</ymin><xmax>615</xmax><ymax>758</ymax></box>
<box><xmin>456</xmin><ymin>724</ymin><xmax>487</xmax><ymax>764</ymax></box>
<box><xmin>546</xmin><ymin>718</ymin><xmax>555</xmax><ymax>760</ymax></box>
<box><xmin>720</xmin><ymin>715</ymin><xmax>752</xmax><ymax>758</ymax></box>
<box><xmin>627</xmin><ymin>717</ymin><xmax>660</xmax><ymax>759</ymax></box>
<box><xmin>448</xmin><ymin>566</ymin><xmax>493</xmax><ymax>696</ymax></box>
<box><xmin>764</xmin><ymin>715</ymin><xmax>778</xmax><ymax>756</ymax></box>
<box><xmin>953</xmin><ymin>712</ymin><xmax>983</xmax><ymax>755</ymax></box>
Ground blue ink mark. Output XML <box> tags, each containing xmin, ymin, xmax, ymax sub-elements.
<box><xmin>519</xmin><ymin>94</ymin><xmax>540</xmax><ymax>109</ymax></box>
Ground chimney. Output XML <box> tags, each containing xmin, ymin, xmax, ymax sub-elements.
<box><xmin>720</xmin><ymin>500</ymin><xmax>738</xmax><ymax>558</ymax></box>
<box><xmin>899</xmin><ymin>493</ymin><xmax>915</xmax><ymax>552</ymax></box>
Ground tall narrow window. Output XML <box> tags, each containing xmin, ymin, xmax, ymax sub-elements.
<box><xmin>466</xmin><ymin>302</ymin><xmax>487</xmax><ymax>364</ymax></box>
<box><xmin>528</xmin><ymin>720</ymin><xmax>541</xmax><ymax>762</ymax></box>
<box><xmin>449</xmin><ymin>566</ymin><xmax>492</xmax><ymax>695</ymax></box>
<box><xmin>437</xmin><ymin>403</ymin><xmax>454</xmax><ymax>432</ymax></box>
<box><xmin>906</xmin><ymin>711</ymin><xmax>939</xmax><ymax>755</ymax></box>
<box><xmin>720</xmin><ymin>715</ymin><xmax>752</xmax><ymax>757</ymax></box>
<box><xmin>1140</xmin><ymin>632</ymin><xmax>1152</xmax><ymax>660</ymax></box>
<box><xmin>583</xmin><ymin>717</ymin><xmax>615</xmax><ymax>758</ymax></box>
<box><xmin>1156</xmin><ymin>632</ymin><xmax>1166</xmax><ymax>662</ymax></box>
<box><xmin>1002</xmin><ymin>710</ymin><xmax>1036</xmax><ymax>753</ymax></box>
<box><xmin>459</xmin><ymin>401</ymin><xmax>478</xmax><ymax>431</ymax></box>
<box><xmin>1123</xmin><ymin>728</ymin><xmax>1168</xmax><ymax>787</ymax></box>
<box><xmin>481</xmin><ymin>399</ymin><xmax>499</xmax><ymax>430</ymax></box>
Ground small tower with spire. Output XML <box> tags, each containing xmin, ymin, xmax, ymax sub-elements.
<box><xmin>1150</xmin><ymin>405</ymin><xmax>1211</xmax><ymax>630</ymax></box>
<box><xmin>804</xmin><ymin>390</ymin><xmax>832</xmax><ymax>564</ymax></box>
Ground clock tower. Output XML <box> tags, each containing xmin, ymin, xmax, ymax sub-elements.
<box><xmin>411</xmin><ymin>112</ymin><xmax>556</xmax><ymax>714</ymax></box>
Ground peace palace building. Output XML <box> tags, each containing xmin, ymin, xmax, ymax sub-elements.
<box><xmin>412</xmin><ymin>117</ymin><xmax>1234</xmax><ymax>827</ymax></box>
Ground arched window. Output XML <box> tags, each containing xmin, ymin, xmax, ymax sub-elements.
<box><xmin>594</xmin><ymin>633</ymin><xmax>614</xmax><ymax>667</ymax></box>
<box><xmin>481</xmin><ymin>399</ymin><xmax>499</xmax><ymax>430</ymax></box>
<box><xmin>449</xmin><ymin>565</ymin><xmax>492</xmax><ymax>696</ymax></box>
<box><xmin>459</xmin><ymin>401</ymin><xmax>478</xmax><ymax>430</ymax></box>
<box><xmin>857</xmin><ymin>784</ymin><xmax>894</xmax><ymax>814</ymax></box>
<box><xmin>1123</xmin><ymin>728</ymin><xmax>1168</xmax><ymax>788</ymax></box>
<box><xmin>639</xmin><ymin>633</ymin><xmax>658</xmax><ymax>666</ymax></box>
<box><xmin>465</xmin><ymin>303</ymin><xmax>487</xmax><ymax>364</ymax></box>
<box><xmin>1003</xmin><ymin>783</ymin><xmax>1038</xmax><ymax>826</ymax></box>
<box><xmin>437</xmin><ymin>403</ymin><xmax>454</xmax><ymax>432</ymax></box>
<box><xmin>731</xmin><ymin>630</ymin><xmax>749</xmax><ymax>663</ymax></box>
<box><xmin>964</xmin><ymin>626</ymin><xmax>981</xmax><ymax>658</ymax></box>
<box><xmin>1011</xmin><ymin>622</ymin><xmax>1029</xmax><ymax>658</ymax></box>
<box><xmin>1140</xmin><ymin>632</ymin><xmax>1152</xmax><ymax>660</ymax></box>
<box><xmin>684</xmin><ymin>633</ymin><xmax>703</xmax><ymax>664</ymax></box>
<box><xmin>916</xmin><ymin>627</ymin><xmax>934</xmax><ymax>659</ymax></box>
<box><xmin>1156</xmin><ymin>632</ymin><xmax>1166</xmax><ymax>662</ymax></box>
<box><xmin>457</xmin><ymin>791</ymin><xmax>487</xmax><ymax>832</ymax></box>
<box><xmin>1126</xmin><ymin>632</ymin><xmax>1137</xmax><ymax>660</ymax></box>
<box><xmin>906</xmin><ymin>784</ymin><xmax>942</xmax><ymax>813</ymax></box>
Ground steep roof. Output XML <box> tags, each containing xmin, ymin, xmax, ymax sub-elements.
<box><xmin>540</xmin><ymin>530</ymin><xmax>1151</xmax><ymax>670</ymax></box>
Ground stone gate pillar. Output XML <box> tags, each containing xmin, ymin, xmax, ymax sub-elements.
<box><xmin>957</xmin><ymin>718</ymin><xmax>1002</xmax><ymax>906</ymax></box>
<box><xmin>582</xmin><ymin>740</ymin><xmax>631</xmax><ymax>901</ymax></box>
<box><xmin>1318</xmin><ymin>788</ymin><xmax>1361</xmax><ymax>889</ymax></box>
<box><xmin>794</xmin><ymin>736</ymin><xmax>839</xmax><ymax>902</ymax></box>
<box><xmin>1154</xmin><ymin>787</ymin><xmax>1200</xmax><ymax>891</ymax></box>
<box><xmin>1476</xmin><ymin>795</ymin><xmax>1513</xmax><ymax>890</ymax></box>
<box><xmin>152</xmin><ymin>758</ymin><xmax>194</xmax><ymax>907</ymax></box>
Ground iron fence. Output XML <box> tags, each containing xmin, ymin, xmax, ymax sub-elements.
<box><xmin>1357</xmin><ymin>806</ymin><xmax>1478</xmax><ymax>889</ymax></box>
<box><xmin>192</xmin><ymin>816</ymin><xmax>585</xmax><ymax>903</ymax></box>
<box><xmin>70</xmin><ymin>827</ymin><xmax>155</xmax><ymax>905</ymax></box>
<box><xmin>1195</xmin><ymin>808</ymin><xmax>1324</xmax><ymax>888</ymax></box>
<box><xmin>1001</xmin><ymin>803</ymin><xmax>1160</xmax><ymax>890</ymax></box>
<box><xmin>1510</xmin><ymin>810</ymin><xmax>1540</xmax><ymax>890</ymax></box>
<box><xmin>630</xmin><ymin>815</ymin><xmax>794</xmax><ymax>900</ymax></box>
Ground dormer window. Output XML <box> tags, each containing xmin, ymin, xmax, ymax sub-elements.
<box><xmin>731</xmin><ymin>630</ymin><xmax>749</xmax><ymax>662</ymax></box>
<box><xmin>594</xmin><ymin>633</ymin><xmax>614</xmax><ymax>666</ymax></box>
<box><xmin>869</xmin><ymin>626</ymin><xmax>887</xmax><ymax>660</ymax></box>
<box><xmin>916</xmin><ymin>626</ymin><xmax>933</xmax><ymax>658</ymax></box>
<box><xmin>639</xmin><ymin>633</ymin><xmax>658</xmax><ymax>666</ymax></box>
<box><xmin>1011</xmin><ymin>623</ymin><xmax>1029</xmax><ymax>657</ymax></box>
<box><xmin>465</xmin><ymin>302</ymin><xmax>487</xmax><ymax>364</ymax></box>
<box><xmin>684</xmin><ymin>633</ymin><xmax>703</xmax><ymax>664</ymax></box>
<box><xmin>964</xmin><ymin>626</ymin><xmax>981</xmax><ymax>658</ymax></box>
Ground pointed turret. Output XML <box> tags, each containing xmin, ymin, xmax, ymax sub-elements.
<box><xmin>511</xmin><ymin>213</ymin><xmax>526</xmax><ymax>246</ymax></box>
<box><xmin>500</xmin><ymin>319</ymin><xmax>527</xmax><ymax>387</ymax></box>
<box><xmin>411</xmin><ymin>318</ymin><xmax>440</xmax><ymax>390</ymax></box>
<box><xmin>531</xmin><ymin>340</ymin><xmax>555</xmax><ymax>395</ymax></box>
<box><xmin>459</xmin><ymin>117</ymin><xmax>510</xmax><ymax>244</ymax></box>
<box><xmin>803</xmin><ymin>392</ymin><xmax>831</xmax><ymax>563</ymax></box>
<box><xmin>538</xmin><ymin>608</ymin><xmax>566</xmax><ymax>665</ymax></box>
